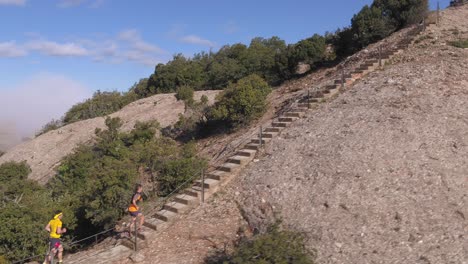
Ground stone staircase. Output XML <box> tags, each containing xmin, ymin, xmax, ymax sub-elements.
<box><xmin>66</xmin><ymin>25</ymin><xmax>425</xmax><ymax>264</ymax></box>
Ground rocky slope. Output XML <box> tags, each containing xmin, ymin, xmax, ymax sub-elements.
<box><xmin>0</xmin><ymin>91</ymin><xmax>219</xmax><ymax>184</ymax></box>
<box><xmin>239</xmin><ymin>5</ymin><xmax>468</xmax><ymax>264</ymax></box>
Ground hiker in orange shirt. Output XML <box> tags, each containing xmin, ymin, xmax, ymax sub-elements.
<box><xmin>128</xmin><ymin>184</ymin><xmax>145</xmax><ymax>234</ymax></box>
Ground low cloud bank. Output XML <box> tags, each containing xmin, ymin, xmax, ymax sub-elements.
<box><xmin>0</xmin><ymin>73</ymin><xmax>91</xmax><ymax>141</ymax></box>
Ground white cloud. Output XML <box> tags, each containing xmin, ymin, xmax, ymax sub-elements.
<box><xmin>0</xmin><ymin>41</ymin><xmax>27</xmax><ymax>57</ymax></box>
<box><xmin>58</xmin><ymin>0</ymin><xmax>105</xmax><ymax>8</ymax></box>
<box><xmin>26</xmin><ymin>40</ymin><xmax>89</xmax><ymax>56</ymax></box>
<box><xmin>5</xmin><ymin>29</ymin><xmax>166</xmax><ymax>66</ymax></box>
<box><xmin>57</xmin><ymin>0</ymin><xmax>84</xmax><ymax>8</ymax></box>
<box><xmin>0</xmin><ymin>73</ymin><xmax>91</xmax><ymax>137</ymax></box>
<box><xmin>118</xmin><ymin>29</ymin><xmax>165</xmax><ymax>54</ymax></box>
<box><xmin>0</xmin><ymin>0</ymin><xmax>25</xmax><ymax>6</ymax></box>
<box><xmin>179</xmin><ymin>35</ymin><xmax>215</xmax><ymax>47</ymax></box>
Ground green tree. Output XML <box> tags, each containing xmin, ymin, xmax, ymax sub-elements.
<box><xmin>208</xmin><ymin>74</ymin><xmax>271</xmax><ymax>128</ymax></box>
<box><xmin>373</xmin><ymin>0</ymin><xmax>429</xmax><ymax>28</ymax></box>
<box><xmin>351</xmin><ymin>5</ymin><xmax>394</xmax><ymax>48</ymax></box>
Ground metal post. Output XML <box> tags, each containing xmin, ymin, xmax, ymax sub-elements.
<box><xmin>307</xmin><ymin>89</ymin><xmax>310</xmax><ymax>109</ymax></box>
<box><xmin>201</xmin><ymin>169</ymin><xmax>205</xmax><ymax>203</ymax></box>
<box><xmin>437</xmin><ymin>1</ymin><xmax>440</xmax><ymax>26</ymax></box>
<box><xmin>134</xmin><ymin>221</ymin><xmax>137</xmax><ymax>251</ymax></box>
<box><xmin>259</xmin><ymin>126</ymin><xmax>263</xmax><ymax>147</ymax></box>
<box><xmin>378</xmin><ymin>46</ymin><xmax>382</xmax><ymax>68</ymax></box>
<box><xmin>423</xmin><ymin>17</ymin><xmax>426</xmax><ymax>32</ymax></box>
<box><xmin>341</xmin><ymin>67</ymin><xmax>345</xmax><ymax>89</ymax></box>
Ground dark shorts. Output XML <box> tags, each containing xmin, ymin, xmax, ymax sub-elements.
<box><xmin>49</xmin><ymin>238</ymin><xmax>61</xmax><ymax>249</ymax></box>
<box><xmin>129</xmin><ymin>211</ymin><xmax>141</xmax><ymax>217</ymax></box>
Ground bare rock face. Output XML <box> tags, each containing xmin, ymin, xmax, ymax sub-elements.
<box><xmin>0</xmin><ymin>91</ymin><xmax>220</xmax><ymax>184</ymax></box>
<box><xmin>239</xmin><ymin>5</ymin><xmax>468</xmax><ymax>264</ymax></box>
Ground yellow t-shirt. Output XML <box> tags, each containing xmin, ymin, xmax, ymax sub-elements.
<box><xmin>49</xmin><ymin>218</ymin><xmax>62</xmax><ymax>239</ymax></box>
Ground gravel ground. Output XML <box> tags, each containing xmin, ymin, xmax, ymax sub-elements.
<box><xmin>239</xmin><ymin>6</ymin><xmax>468</xmax><ymax>264</ymax></box>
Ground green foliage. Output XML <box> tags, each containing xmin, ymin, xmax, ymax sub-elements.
<box><xmin>175</xmin><ymin>85</ymin><xmax>195</xmax><ymax>106</ymax></box>
<box><xmin>373</xmin><ymin>0</ymin><xmax>428</xmax><ymax>29</ymax></box>
<box><xmin>351</xmin><ymin>5</ymin><xmax>394</xmax><ymax>48</ymax></box>
<box><xmin>208</xmin><ymin>75</ymin><xmax>271</xmax><ymax>128</ymax></box>
<box><xmin>48</xmin><ymin>117</ymin><xmax>206</xmax><ymax>240</ymax></box>
<box><xmin>449</xmin><ymin>39</ymin><xmax>468</xmax><ymax>48</ymax></box>
<box><xmin>0</xmin><ymin>162</ymin><xmax>57</xmax><ymax>262</ymax></box>
<box><xmin>36</xmin><ymin>119</ymin><xmax>63</xmax><ymax>136</ymax></box>
<box><xmin>288</xmin><ymin>34</ymin><xmax>327</xmax><ymax>74</ymax></box>
<box><xmin>205</xmin><ymin>225</ymin><xmax>315</xmax><ymax>264</ymax></box>
<box><xmin>63</xmin><ymin>90</ymin><xmax>137</xmax><ymax>124</ymax></box>
<box><xmin>0</xmin><ymin>161</ymin><xmax>30</xmax><ymax>182</ymax></box>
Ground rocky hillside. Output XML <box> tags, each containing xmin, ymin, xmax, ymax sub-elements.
<box><xmin>239</xmin><ymin>5</ymin><xmax>468</xmax><ymax>264</ymax></box>
<box><xmin>0</xmin><ymin>91</ymin><xmax>219</xmax><ymax>184</ymax></box>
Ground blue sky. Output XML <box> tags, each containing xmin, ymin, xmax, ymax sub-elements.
<box><xmin>0</xmin><ymin>0</ymin><xmax>449</xmax><ymax>136</ymax></box>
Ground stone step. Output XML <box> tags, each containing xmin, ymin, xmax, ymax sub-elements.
<box><xmin>285</xmin><ymin>112</ymin><xmax>304</xmax><ymax>118</ymax></box>
<box><xmin>245</xmin><ymin>143</ymin><xmax>261</xmax><ymax>151</ymax></box>
<box><xmin>164</xmin><ymin>201</ymin><xmax>188</xmax><ymax>213</ymax></box>
<box><xmin>121</xmin><ymin>237</ymin><xmax>135</xmax><ymax>250</ymax></box>
<box><xmin>219</xmin><ymin>162</ymin><xmax>241</xmax><ymax>173</ymax></box>
<box><xmin>251</xmin><ymin>138</ymin><xmax>271</xmax><ymax>145</ymax></box>
<box><xmin>264</xmin><ymin>127</ymin><xmax>282</xmax><ymax>133</ymax></box>
<box><xmin>184</xmin><ymin>188</ymin><xmax>200</xmax><ymax>197</ymax></box>
<box><xmin>324</xmin><ymin>84</ymin><xmax>338</xmax><ymax>90</ymax></box>
<box><xmin>207</xmin><ymin>170</ymin><xmax>227</xmax><ymax>180</ymax></box>
<box><xmin>194</xmin><ymin>178</ymin><xmax>220</xmax><ymax>189</ymax></box>
<box><xmin>154</xmin><ymin>209</ymin><xmax>178</xmax><ymax>222</ymax></box>
<box><xmin>237</xmin><ymin>149</ymin><xmax>257</xmax><ymax>157</ymax></box>
<box><xmin>297</xmin><ymin>102</ymin><xmax>318</xmax><ymax>109</ymax></box>
<box><xmin>142</xmin><ymin>219</ymin><xmax>158</xmax><ymax>230</ymax></box>
<box><xmin>136</xmin><ymin>230</ymin><xmax>150</xmax><ymax>241</ymax></box>
<box><xmin>262</xmin><ymin>131</ymin><xmax>278</xmax><ymax>139</ymax></box>
<box><xmin>174</xmin><ymin>194</ymin><xmax>199</xmax><ymax>205</ymax></box>
<box><xmin>272</xmin><ymin>122</ymin><xmax>289</xmax><ymax>128</ymax></box>
<box><xmin>278</xmin><ymin>116</ymin><xmax>297</xmax><ymax>123</ymax></box>
<box><xmin>227</xmin><ymin>155</ymin><xmax>251</xmax><ymax>165</ymax></box>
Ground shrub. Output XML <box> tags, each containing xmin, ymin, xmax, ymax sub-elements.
<box><xmin>373</xmin><ymin>0</ymin><xmax>429</xmax><ymax>29</ymax></box>
<box><xmin>449</xmin><ymin>39</ymin><xmax>468</xmax><ymax>48</ymax></box>
<box><xmin>175</xmin><ymin>85</ymin><xmax>195</xmax><ymax>107</ymax></box>
<box><xmin>0</xmin><ymin>161</ymin><xmax>31</xmax><ymax>182</ymax></box>
<box><xmin>0</xmin><ymin>161</ymin><xmax>57</xmax><ymax>262</ymax></box>
<box><xmin>63</xmin><ymin>90</ymin><xmax>136</xmax><ymax>124</ymax></box>
<box><xmin>36</xmin><ymin>119</ymin><xmax>63</xmax><ymax>136</ymax></box>
<box><xmin>205</xmin><ymin>224</ymin><xmax>315</xmax><ymax>264</ymax></box>
<box><xmin>208</xmin><ymin>74</ymin><xmax>271</xmax><ymax>128</ymax></box>
<box><xmin>48</xmin><ymin>117</ymin><xmax>207</xmax><ymax>240</ymax></box>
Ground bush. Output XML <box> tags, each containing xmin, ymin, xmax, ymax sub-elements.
<box><xmin>36</xmin><ymin>119</ymin><xmax>63</xmax><ymax>136</ymax></box>
<box><xmin>175</xmin><ymin>85</ymin><xmax>195</xmax><ymax>106</ymax></box>
<box><xmin>208</xmin><ymin>75</ymin><xmax>271</xmax><ymax>128</ymax></box>
<box><xmin>449</xmin><ymin>39</ymin><xmax>468</xmax><ymax>48</ymax></box>
<box><xmin>373</xmin><ymin>0</ymin><xmax>429</xmax><ymax>28</ymax></box>
<box><xmin>48</xmin><ymin>117</ymin><xmax>207</xmax><ymax>240</ymax></box>
<box><xmin>351</xmin><ymin>5</ymin><xmax>394</xmax><ymax>48</ymax></box>
<box><xmin>205</xmin><ymin>224</ymin><xmax>315</xmax><ymax>264</ymax></box>
<box><xmin>0</xmin><ymin>161</ymin><xmax>57</xmax><ymax>262</ymax></box>
<box><xmin>0</xmin><ymin>161</ymin><xmax>31</xmax><ymax>182</ymax></box>
<box><xmin>63</xmin><ymin>90</ymin><xmax>137</xmax><ymax>124</ymax></box>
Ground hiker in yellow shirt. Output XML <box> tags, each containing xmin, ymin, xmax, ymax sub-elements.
<box><xmin>43</xmin><ymin>211</ymin><xmax>67</xmax><ymax>264</ymax></box>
